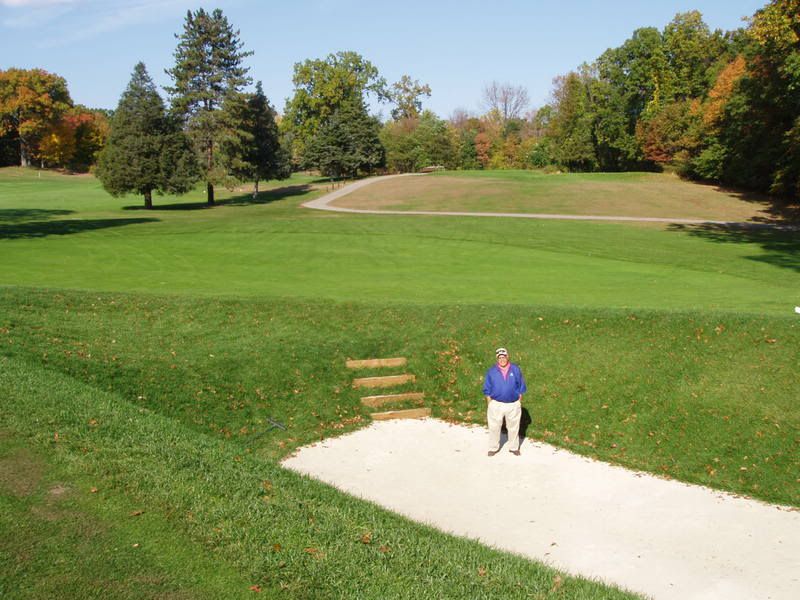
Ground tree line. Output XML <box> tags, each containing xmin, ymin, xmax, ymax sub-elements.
<box><xmin>1</xmin><ymin>0</ymin><xmax>797</xmax><ymax>206</ymax></box>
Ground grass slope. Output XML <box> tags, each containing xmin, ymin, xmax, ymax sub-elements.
<box><xmin>1</xmin><ymin>356</ymin><xmax>637</xmax><ymax>599</ymax></box>
<box><xmin>335</xmin><ymin>170</ymin><xmax>790</xmax><ymax>222</ymax></box>
<box><xmin>1</xmin><ymin>288</ymin><xmax>797</xmax><ymax>507</ymax></box>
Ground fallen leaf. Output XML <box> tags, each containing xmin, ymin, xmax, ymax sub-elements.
<box><xmin>249</xmin><ymin>585</ymin><xmax>262</xmax><ymax>593</ymax></box>
<box><xmin>378</xmin><ymin>545</ymin><xmax>391</xmax><ymax>554</ymax></box>
<box><xmin>130</xmin><ymin>509</ymin><xmax>144</xmax><ymax>517</ymax></box>
<box><xmin>272</xmin><ymin>543</ymin><xmax>282</xmax><ymax>552</ymax></box>
<box><xmin>478</xmin><ymin>566</ymin><xmax>487</xmax><ymax>577</ymax></box>
<box><xmin>360</xmin><ymin>532</ymin><xmax>372</xmax><ymax>544</ymax></box>
<box><xmin>132</xmin><ymin>543</ymin><xmax>139</xmax><ymax>548</ymax></box>
<box><xmin>90</xmin><ymin>487</ymin><xmax>98</xmax><ymax>493</ymax></box>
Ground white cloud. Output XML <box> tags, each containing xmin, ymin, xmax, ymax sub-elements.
<box><xmin>2</xmin><ymin>0</ymin><xmax>210</xmax><ymax>47</ymax></box>
<box><xmin>34</xmin><ymin>0</ymin><xmax>202</xmax><ymax>47</ymax></box>
<box><xmin>1</xmin><ymin>0</ymin><xmax>75</xmax><ymax>6</ymax></box>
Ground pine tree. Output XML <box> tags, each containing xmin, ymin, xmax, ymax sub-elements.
<box><xmin>96</xmin><ymin>63</ymin><xmax>198</xmax><ymax>209</ymax></box>
<box><xmin>165</xmin><ymin>8</ymin><xmax>252</xmax><ymax>205</ymax></box>
<box><xmin>223</xmin><ymin>82</ymin><xmax>290</xmax><ymax>197</ymax></box>
<box><xmin>305</xmin><ymin>97</ymin><xmax>384</xmax><ymax>178</ymax></box>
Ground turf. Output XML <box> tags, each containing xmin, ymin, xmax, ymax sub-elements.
<box><xmin>1</xmin><ymin>355</ymin><xmax>638</xmax><ymax>599</ymax></box>
<box><xmin>334</xmin><ymin>170</ymin><xmax>791</xmax><ymax>222</ymax></box>
<box><xmin>1</xmin><ymin>166</ymin><xmax>798</xmax><ymax>597</ymax></box>
<box><xmin>2</xmin><ymin>288</ymin><xmax>797</xmax><ymax>507</ymax></box>
<box><xmin>1</xmin><ymin>168</ymin><xmax>798</xmax><ymax>314</ymax></box>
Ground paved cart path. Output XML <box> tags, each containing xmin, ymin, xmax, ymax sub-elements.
<box><xmin>302</xmin><ymin>174</ymin><xmax>792</xmax><ymax>226</ymax></box>
<box><xmin>283</xmin><ymin>418</ymin><xmax>800</xmax><ymax>600</ymax></box>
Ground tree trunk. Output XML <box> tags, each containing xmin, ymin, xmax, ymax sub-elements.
<box><xmin>253</xmin><ymin>179</ymin><xmax>259</xmax><ymax>199</ymax></box>
<box><xmin>206</xmin><ymin>139</ymin><xmax>215</xmax><ymax>205</ymax></box>
<box><xmin>144</xmin><ymin>189</ymin><xmax>153</xmax><ymax>210</ymax></box>
<box><xmin>20</xmin><ymin>139</ymin><xmax>29</xmax><ymax>168</ymax></box>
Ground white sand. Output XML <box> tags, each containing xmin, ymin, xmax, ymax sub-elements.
<box><xmin>282</xmin><ymin>418</ymin><xmax>800</xmax><ymax>600</ymax></box>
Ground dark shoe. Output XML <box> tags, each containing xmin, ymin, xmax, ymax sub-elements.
<box><xmin>510</xmin><ymin>450</ymin><xmax>520</xmax><ymax>456</ymax></box>
<box><xmin>487</xmin><ymin>450</ymin><xmax>498</xmax><ymax>457</ymax></box>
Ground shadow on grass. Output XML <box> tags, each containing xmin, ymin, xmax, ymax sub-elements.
<box><xmin>668</xmin><ymin>222</ymin><xmax>800</xmax><ymax>272</ymax></box>
<box><xmin>121</xmin><ymin>184</ymin><xmax>314</xmax><ymax>211</ymax></box>
<box><xmin>0</xmin><ymin>217</ymin><xmax>159</xmax><ymax>240</ymax></box>
<box><xmin>0</xmin><ymin>209</ymin><xmax>74</xmax><ymax>223</ymax></box>
<box><xmin>704</xmin><ymin>181</ymin><xmax>800</xmax><ymax>223</ymax></box>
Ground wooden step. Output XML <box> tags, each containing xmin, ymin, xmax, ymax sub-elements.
<box><xmin>361</xmin><ymin>392</ymin><xmax>425</xmax><ymax>408</ymax></box>
<box><xmin>346</xmin><ymin>357</ymin><xmax>407</xmax><ymax>369</ymax></box>
<box><xmin>370</xmin><ymin>407</ymin><xmax>431</xmax><ymax>421</ymax></box>
<box><xmin>352</xmin><ymin>374</ymin><xmax>415</xmax><ymax>389</ymax></box>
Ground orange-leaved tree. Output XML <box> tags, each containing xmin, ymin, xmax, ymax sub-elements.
<box><xmin>0</xmin><ymin>68</ymin><xmax>72</xmax><ymax>167</ymax></box>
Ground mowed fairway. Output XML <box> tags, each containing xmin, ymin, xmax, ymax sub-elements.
<box><xmin>0</xmin><ymin>168</ymin><xmax>798</xmax><ymax>314</ymax></box>
<box><xmin>1</xmin><ymin>167</ymin><xmax>799</xmax><ymax>598</ymax></box>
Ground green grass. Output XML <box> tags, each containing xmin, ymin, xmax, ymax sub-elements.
<box><xmin>1</xmin><ymin>168</ymin><xmax>798</xmax><ymax>314</ymax></box>
<box><xmin>0</xmin><ymin>430</ymin><xmax>253</xmax><ymax>599</ymax></box>
<box><xmin>2</xmin><ymin>288</ymin><xmax>796</xmax><ymax>506</ymax></box>
<box><xmin>1</xmin><ymin>166</ymin><xmax>799</xmax><ymax>597</ymax></box>
<box><xmin>1</xmin><ymin>355</ymin><xmax>638</xmax><ymax>599</ymax></box>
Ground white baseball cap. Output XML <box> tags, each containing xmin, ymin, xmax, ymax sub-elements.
<box><xmin>495</xmin><ymin>347</ymin><xmax>508</xmax><ymax>357</ymax></box>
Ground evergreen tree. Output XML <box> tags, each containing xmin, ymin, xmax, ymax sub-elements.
<box><xmin>284</xmin><ymin>51</ymin><xmax>387</xmax><ymax>166</ymax></box>
<box><xmin>305</xmin><ymin>97</ymin><xmax>384</xmax><ymax>178</ymax></box>
<box><xmin>223</xmin><ymin>82</ymin><xmax>290</xmax><ymax>197</ymax></box>
<box><xmin>96</xmin><ymin>63</ymin><xmax>198</xmax><ymax>209</ymax></box>
<box><xmin>548</xmin><ymin>71</ymin><xmax>597</xmax><ymax>171</ymax></box>
<box><xmin>166</xmin><ymin>8</ymin><xmax>252</xmax><ymax>205</ymax></box>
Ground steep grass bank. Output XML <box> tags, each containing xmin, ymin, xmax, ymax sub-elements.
<box><xmin>2</xmin><ymin>288</ymin><xmax>797</xmax><ymax>507</ymax></box>
<box><xmin>1</xmin><ymin>356</ymin><xmax>637</xmax><ymax>599</ymax></box>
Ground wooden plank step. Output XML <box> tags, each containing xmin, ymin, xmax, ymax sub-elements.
<box><xmin>352</xmin><ymin>374</ymin><xmax>415</xmax><ymax>389</ymax></box>
<box><xmin>346</xmin><ymin>357</ymin><xmax>407</xmax><ymax>369</ymax></box>
<box><xmin>361</xmin><ymin>392</ymin><xmax>425</xmax><ymax>408</ymax></box>
<box><xmin>370</xmin><ymin>407</ymin><xmax>431</xmax><ymax>421</ymax></box>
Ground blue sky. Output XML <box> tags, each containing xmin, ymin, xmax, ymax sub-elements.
<box><xmin>1</xmin><ymin>0</ymin><xmax>768</xmax><ymax>118</ymax></box>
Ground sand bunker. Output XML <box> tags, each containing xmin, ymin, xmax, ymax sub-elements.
<box><xmin>283</xmin><ymin>418</ymin><xmax>800</xmax><ymax>600</ymax></box>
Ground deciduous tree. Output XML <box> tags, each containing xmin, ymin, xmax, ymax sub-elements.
<box><xmin>390</xmin><ymin>75</ymin><xmax>431</xmax><ymax>120</ymax></box>
<box><xmin>0</xmin><ymin>68</ymin><xmax>72</xmax><ymax>167</ymax></box>
<box><xmin>481</xmin><ymin>81</ymin><xmax>529</xmax><ymax>125</ymax></box>
<box><xmin>284</xmin><ymin>51</ymin><xmax>387</xmax><ymax>166</ymax></box>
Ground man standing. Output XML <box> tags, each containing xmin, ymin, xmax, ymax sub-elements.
<box><xmin>483</xmin><ymin>347</ymin><xmax>527</xmax><ymax>456</ymax></box>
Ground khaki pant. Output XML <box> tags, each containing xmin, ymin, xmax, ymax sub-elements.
<box><xmin>487</xmin><ymin>399</ymin><xmax>521</xmax><ymax>452</ymax></box>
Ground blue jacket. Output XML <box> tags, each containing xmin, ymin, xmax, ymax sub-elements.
<box><xmin>483</xmin><ymin>363</ymin><xmax>527</xmax><ymax>403</ymax></box>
